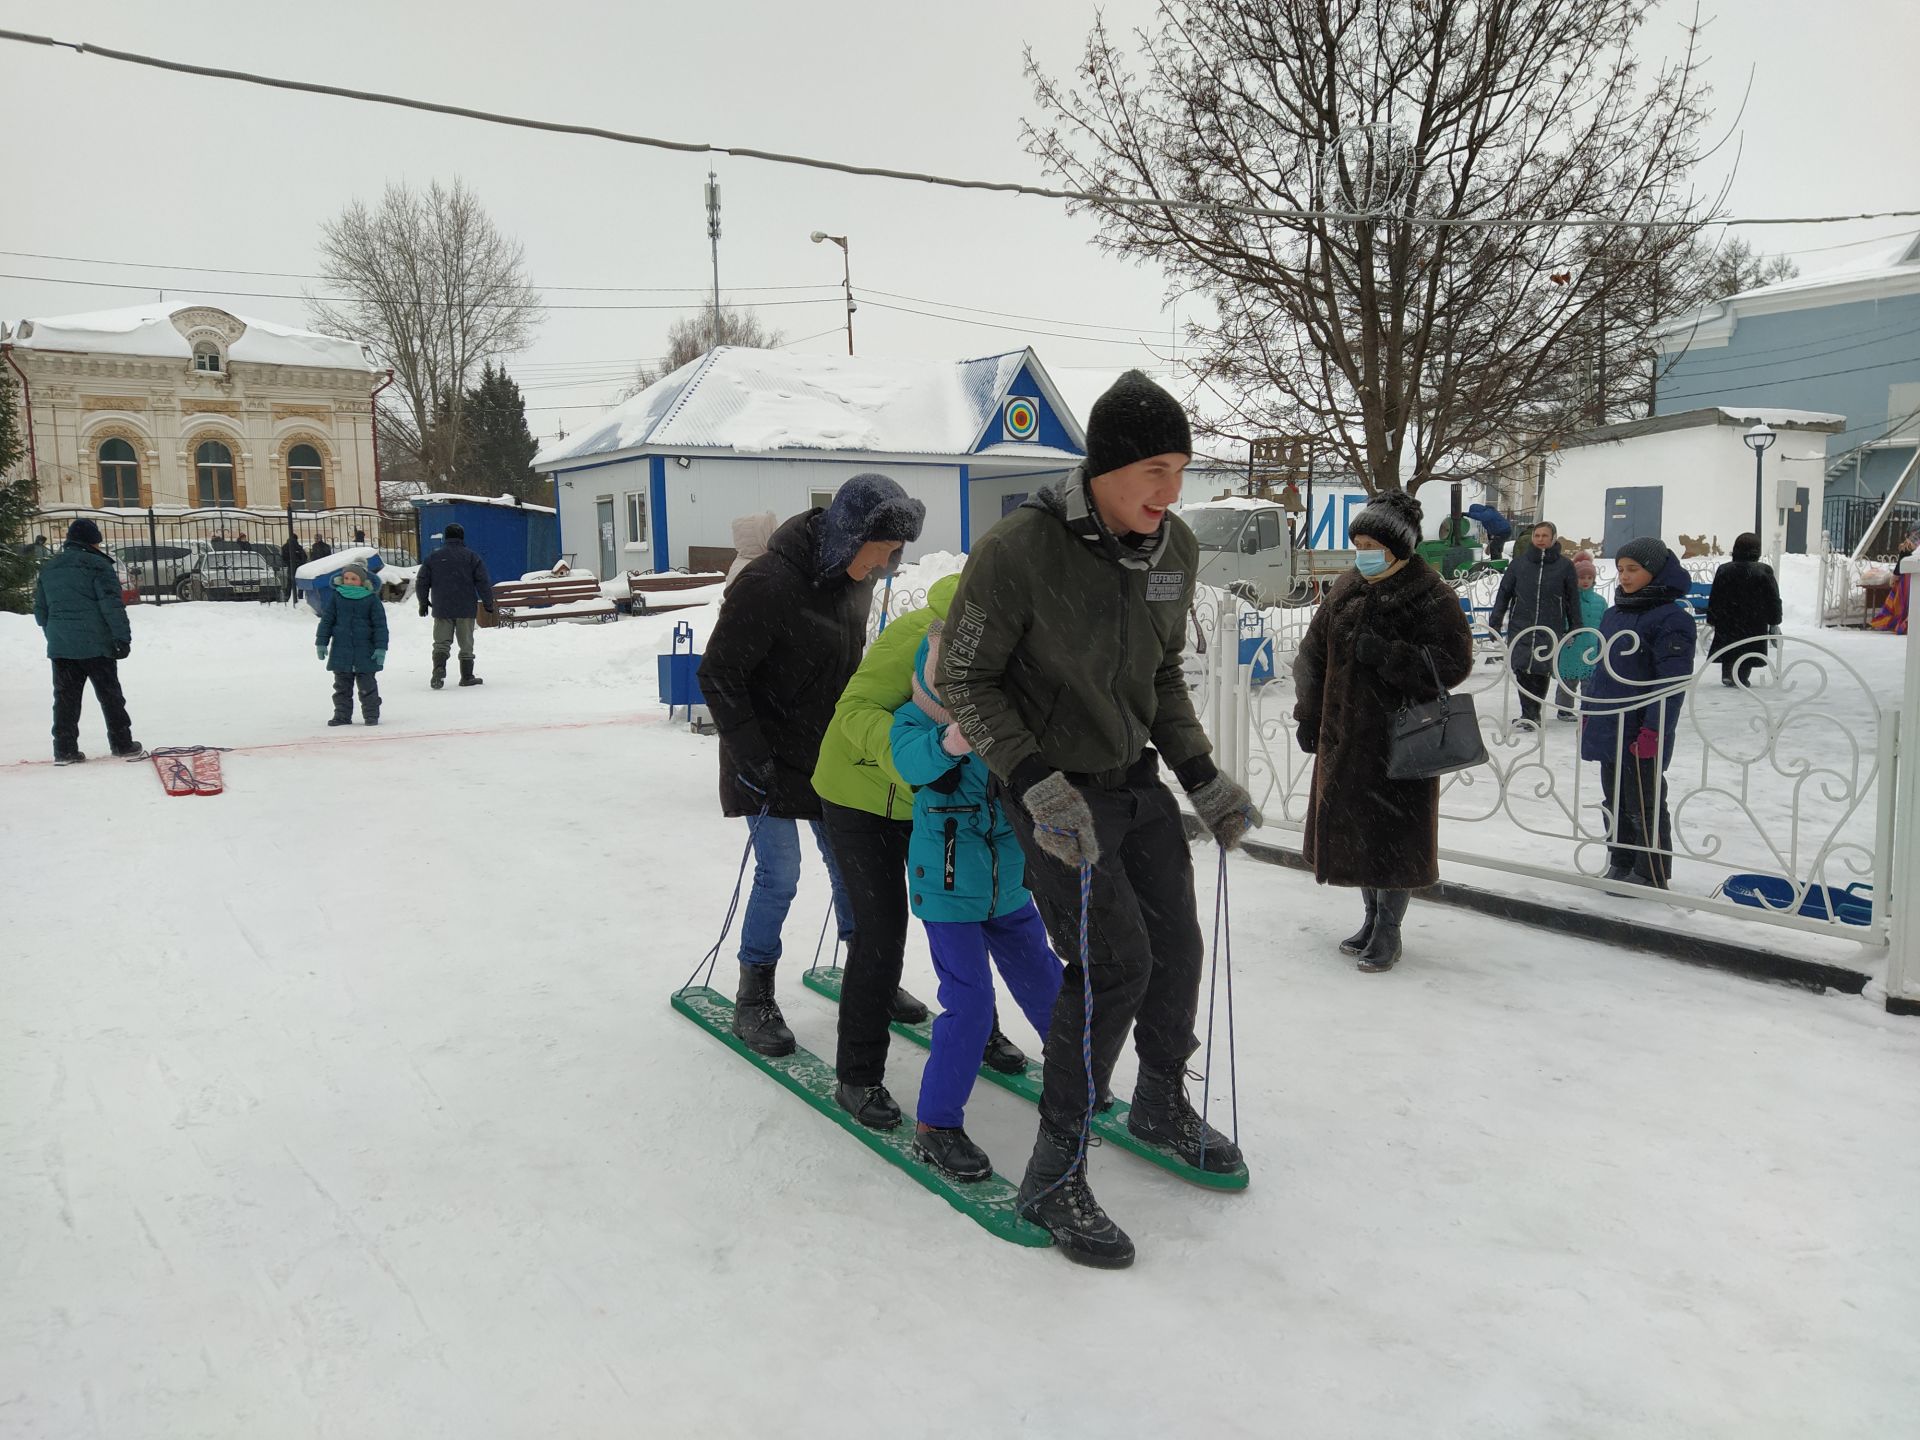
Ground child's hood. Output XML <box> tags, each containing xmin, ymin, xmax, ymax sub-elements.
<box><xmin>911</xmin><ymin>622</ymin><xmax>953</xmax><ymax>725</ymax></box>
<box><xmin>331</xmin><ymin>564</ymin><xmax>374</xmax><ymax>598</ymax></box>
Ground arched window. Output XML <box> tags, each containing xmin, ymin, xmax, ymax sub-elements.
<box><xmin>287</xmin><ymin>443</ymin><xmax>324</xmax><ymax>511</ymax></box>
<box><xmin>99</xmin><ymin>437</ymin><xmax>139</xmax><ymax>507</ymax></box>
<box><xmin>192</xmin><ymin>341</ymin><xmax>223</xmax><ymax>373</ymax></box>
<box><xmin>195</xmin><ymin>440</ymin><xmax>236</xmax><ymax>506</ymax></box>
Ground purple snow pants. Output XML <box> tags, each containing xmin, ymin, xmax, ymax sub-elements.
<box><xmin>917</xmin><ymin>903</ymin><xmax>1063</xmax><ymax>1128</ymax></box>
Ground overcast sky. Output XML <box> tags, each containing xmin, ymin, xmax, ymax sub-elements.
<box><xmin>4</xmin><ymin>0</ymin><xmax>1915</xmax><ymax>445</ymax></box>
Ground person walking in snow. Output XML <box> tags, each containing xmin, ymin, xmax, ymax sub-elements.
<box><xmin>940</xmin><ymin>370</ymin><xmax>1260</xmax><ymax>1268</ymax></box>
<box><xmin>889</xmin><ymin>619</ymin><xmax>1063</xmax><ymax>1181</ymax></box>
<box><xmin>309</xmin><ymin>535</ymin><xmax>333</xmax><ymax>561</ymax></box>
<box><xmin>32</xmin><ymin>518</ymin><xmax>142</xmax><ymax>765</ymax></box>
<box><xmin>1706</xmin><ymin>533</ymin><xmax>1782</xmax><ymax>687</ymax></box>
<box><xmin>316</xmin><ymin>559</ymin><xmax>388</xmax><ymax>726</ymax></box>
<box><xmin>1466</xmin><ymin>501</ymin><xmax>1513</xmax><ymax>560</ymax></box>
<box><xmin>280</xmin><ymin>533</ymin><xmax>308</xmax><ymax>603</ymax></box>
<box><xmin>1553</xmin><ymin>551</ymin><xmax>1608</xmax><ymax>719</ymax></box>
<box><xmin>697</xmin><ymin>476</ymin><xmax>926</xmax><ymax>1060</ymax></box>
<box><xmin>415</xmin><ymin>522</ymin><xmax>495</xmax><ymax>689</ymax></box>
<box><xmin>1292</xmin><ymin>491</ymin><xmax>1475</xmax><ymax>973</ymax></box>
<box><xmin>1488</xmin><ymin>520</ymin><xmax>1581</xmax><ymax>730</ymax></box>
<box><xmin>1582</xmin><ymin>538</ymin><xmax>1697</xmax><ymax>889</ymax></box>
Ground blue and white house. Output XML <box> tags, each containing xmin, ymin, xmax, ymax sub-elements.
<box><xmin>532</xmin><ymin>347</ymin><xmax>1084</xmax><ymax>576</ymax></box>
<box><xmin>1654</xmin><ymin>232</ymin><xmax>1920</xmax><ymax>543</ymax></box>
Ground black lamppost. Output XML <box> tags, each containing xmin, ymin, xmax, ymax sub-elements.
<box><xmin>1744</xmin><ymin>422</ymin><xmax>1776</xmax><ymax>538</ymax></box>
<box><xmin>810</xmin><ymin>231</ymin><xmax>854</xmax><ymax>355</ymax></box>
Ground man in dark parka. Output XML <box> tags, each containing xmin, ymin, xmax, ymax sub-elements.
<box><xmin>1488</xmin><ymin>520</ymin><xmax>1581</xmax><ymax>728</ymax></box>
<box><xmin>32</xmin><ymin>518</ymin><xmax>141</xmax><ymax>764</ymax></box>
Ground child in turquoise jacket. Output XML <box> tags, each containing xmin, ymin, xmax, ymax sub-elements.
<box><xmin>890</xmin><ymin>619</ymin><xmax>1062</xmax><ymax>1182</ymax></box>
<box><xmin>316</xmin><ymin>560</ymin><xmax>388</xmax><ymax>726</ymax></box>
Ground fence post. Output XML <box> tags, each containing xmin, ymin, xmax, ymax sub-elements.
<box><xmin>1887</xmin><ymin>552</ymin><xmax>1920</xmax><ymax>1015</ymax></box>
<box><xmin>145</xmin><ymin>505</ymin><xmax>162</xmax><ymax>604</ymax></box>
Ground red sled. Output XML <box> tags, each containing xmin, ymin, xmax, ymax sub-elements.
<box><xmin>151</xmin><ymin>746</ymin><xmax>225</xmax><ymax>797</ymax></box>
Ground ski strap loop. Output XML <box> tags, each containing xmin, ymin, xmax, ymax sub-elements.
<box><xmin>678</xmin><ymin>804</ymin><xmax>771</xmax><ymax>995</ymax></box>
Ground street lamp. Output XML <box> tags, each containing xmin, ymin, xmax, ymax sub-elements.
<box><xmin>810</xmin><ymin>231</ymin><xmax>855</xmax><ymax>355</ymax></box>
<box><xmin>1744</xmin><ymin>422</ymin><xmax>1776</xmax><ymax>538</ymax></box>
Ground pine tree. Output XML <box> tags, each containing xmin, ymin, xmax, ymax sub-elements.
<box><xmin>455</xmin><ymin>362</ymin><xmax>544</xmax><ymax>504</ymax></box>
<box><xmin>0</xmin><ymin>371</ymin><xmax>38</xmax><ymax>614</ymax></box>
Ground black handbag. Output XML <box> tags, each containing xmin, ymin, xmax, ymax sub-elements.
<box><xmin>1385</xmin><ymin>647</ymin><xmax>1488</xmax><ymax>780</ymax></box>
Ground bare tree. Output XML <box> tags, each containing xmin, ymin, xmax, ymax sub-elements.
<box><xmin>1026</xmin><ymin>1</ymin><xmax>1718</xmax><ymax>495</ymax></box>
<box><xmin>308</xmin><ymin>179</ymin><xmax>542</xmax><ymax>489</ymax></box>
<box><xmin>619</xmin><ymin>308</ymin><xmax>787</xmax><ymax>400</ymax></box>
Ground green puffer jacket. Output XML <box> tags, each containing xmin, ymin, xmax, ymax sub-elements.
<box><xmin>938</xmin><ymin>471</ymin><xmax>1211</xmax><ymax>794</ymax></box>
<box><xmin>811</xmin><ymin>574</ymin><xmax>960</xmax><ymax>820</ymax></box>
<box><xmin>33</xmin><ymin>544</ymin><xmax>131</xmax><ymax>660</ymax></box>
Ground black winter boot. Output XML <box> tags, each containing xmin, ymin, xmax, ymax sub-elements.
<box><xmin>729</xmin><ymin>963</ymin><xmax>795</xmax><ymax>1057</ymax></box>
<box><xmin>1357</xmin><ymin>889</ymin><xmax>1410</xmax><ymax>972</ymax></box>
<box><xmin>1017</xmin><ymin>1120</ymin><xmax>1133</xmax><ymax>1268</ymax></box>
<box><xmin>458</xmin><ymin>656</ymin><xmax>483</xmax><ymax>686</ymax></box>
<box><xmin>1339</xmin><ymin>888</ymin><xmax>1378</xmax><ymax>956</ymax></box>
<box><xmin>914</xmin><ymin>1123</ymin><xmax>992</xmax><ymax>1182</ymax></box>
<box><xmin>888</xmin><ymin>986</ymin><xmax>928</xmax><ymax>1025</ymax></box>
<box><xmin>1127</xmin><ymin>1065</ymin><xmax>1242</xmax><ymax>1172</ymax></box>
<box><xmin>983</xmin><ymin>1022</ymin><xmax>1028</xmax><ymax>1075</ymax></box>
<box><xmin>834</xmin><ymin>1081</ymin><xmax>903</xmax><ymax>1131</ymax></box>
<box><xmin>430</xmin><ymin>657</ymin><xmax>447</xmax><ymax>690</ymax></box>
<box><xmin>53</xmin><ymin>750</ymin><xmax>87</xmax><ymax>766</ymax></box>
<box><xmin>327</xmin><ymin>715</ymin><xmax>352</xmax><ymax>727</ymax></box>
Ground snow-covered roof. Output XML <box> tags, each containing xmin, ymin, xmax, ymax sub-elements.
<box><xmin>1558</xmin><ymin>405</ymin><xmax>1847</xmax><ymax>449</ymax></box>
<box><xmin>1657</xmin><ymin>232</ymin><xmax>1920</xmax><ymax>345</ymax></box>
<box><xmin>1713</xmin><ymin>405</ymin><xmax>1848</xmax><ymax>428</ymax></box>
<box><xmin>412</xmin><ymin>492</ymin><xmax>556</xmax><ymax>515</ymax></box>
<box><xmin>6</xmin><ymin>302</ymin><xmax>376</xmax><ymax>372</ymax></box>
<box><xmin>534</xmin><ymin>346</ymin><xmax>1084</xmax><ymax>469</ymax></box>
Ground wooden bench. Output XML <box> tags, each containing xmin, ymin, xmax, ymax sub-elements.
<box><xmin>627</xmin><ymin>570</ymin><xmax>727</xmax><ymax>615</ymax></box>
<box><xmin>486</xmin><ymin>575</ymin><xmax>617</xmax><ymax>627</ymax></box>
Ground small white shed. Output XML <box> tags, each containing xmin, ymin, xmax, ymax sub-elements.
<box><xmin>1543</xmin><ymin>407</ymin><xmax>1844</xmax><ymax>558</ymax></box>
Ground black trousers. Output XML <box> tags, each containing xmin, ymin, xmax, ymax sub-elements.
<box><xmin>1515</xmin><ymin>670</ymin><xmax>1551</xmax><ymax>721</ymax></box>
<box><xmin>1004</xmin><ymin>754</ymin><xmax>1203</xmax><ymax>1131</ymax></box>
<box><xmin>51</xmin><ymin>657</ymin><xmax>134</xmax><ymax>755</ymax></box>
<box><xmin>1487</xmin><ymin>535</ymin><xmax>1507</xmax><ymax>560</ymax></box>
<box><xmin>331</xmin><ymin>670</ymin><xmax>381</xmax><ymax>720</ymax></box>
<box><xmin>1600</xmin><ymin>753</ymin><xmax>1672</xmax><ymax>886</ymax></box>
<box><xmin>821</xmin><ymin>800</ymin><xmax>914</xmax><ymax>1085</ymax></box>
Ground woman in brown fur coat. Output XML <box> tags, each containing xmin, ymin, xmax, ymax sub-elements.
<box><xmin>1292</xmin><ymin>491</ymin><xmax>1474</xmax><ymax>972</ymax></box>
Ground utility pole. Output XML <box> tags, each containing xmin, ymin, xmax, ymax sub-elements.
<box><xmin>704</xmin><ymin>171</ymin><xmax>722</xmax><ymax>348</ymax></box>
<box><xmin>810</xmin><ymin>231</ymin><xmax>854</xmax><ymax>355</ymax></box>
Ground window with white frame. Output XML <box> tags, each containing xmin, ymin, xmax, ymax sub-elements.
<box><xmin>98</xmin><ymin>437</ymin><xmax>140</xmax><ymax>506</ymax></box>
<box><xmin>192</xmin><ymin>341</ymin><xmax>223</xmax><ymax>373</ymax></box>
<box><xmin>287</xmin><ymin>444</ymin><xmax>324</xmax><ymax>510</ymax></box>
<box><xmin>626</xmin><ymin>492</ymin><xmax>648</xmax><ymax>545</ymax></box>
<box><xmin>195</xmin><ymin>440</ymin><xmax>236</xmax><ymax>506</ymax></box>
<box><xmin>809</xmin><ymin>488</ymin><xmax>837</xmax><ymax>512</ymax></box>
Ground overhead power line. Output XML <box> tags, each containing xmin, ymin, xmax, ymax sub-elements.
<box><xmin>5</xmin><ymin>28</ymin><xmax>1917</xmax><ymax>232</ymax></box>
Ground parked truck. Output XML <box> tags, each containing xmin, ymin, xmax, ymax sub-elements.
<box><xmin>1181</xmin><ymin>499</ymin><xmax>1356</xmax><ymax>606</ymax></box>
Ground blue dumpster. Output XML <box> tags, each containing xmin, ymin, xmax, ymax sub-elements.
<box><xmin>658</xmin><ymin>621</ymin><xmax>706</xmax><ymax>721</ymax></box>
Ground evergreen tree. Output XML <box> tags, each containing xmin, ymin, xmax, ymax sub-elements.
<box><xmin>0</xmin><ymin>372</ymin><xmax>38</xmax><ymax>614</ymax></box>
<box><xmin>455</xmin><ymin>362</ymin><xmax>544</xmax><ymax>504</ymax></box>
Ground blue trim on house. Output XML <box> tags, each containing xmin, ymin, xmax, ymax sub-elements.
<box><xmin>649</xmin><ymin>455</ymin><xmax>669</xmax><ymax>572</ymax></box>
<box><xmin>958</xmin><ymin>464</ymin><xmax>971</xmax><ymax>550</ymax></box>
<box><xmin>973</xmin><ymin>364</ymin><xmax>1084</xmax><ymax>456</ymax></box>
<box><xmin>550</xmin><ymin>472</ymin><xmax>564</xmax><ymax>558</ymax></box>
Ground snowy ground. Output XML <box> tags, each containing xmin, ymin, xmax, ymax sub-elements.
<box><xmin>4</xmin><ymin>600</ymin><xmax>1919</xmax><ymax>1439</ymax></box>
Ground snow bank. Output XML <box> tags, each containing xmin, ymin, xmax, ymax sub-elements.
<box><xmin>417</xmin><ymin>492</ymin><xmax>556</xmax><ymax>514</ymax></box>
<box><xmin>294</xmin><ymin>546</ymin><xmax>382</xmax><ymax>582</ymax></box>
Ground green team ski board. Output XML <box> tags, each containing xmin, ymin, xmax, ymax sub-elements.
<box><xmin>671</xmin><ymin>986</ymin><xmax>1052</xmax><ymax>1249</ymax></box>
<box><xmin>800</xmin><ymin>966</ymin><xmax>1249</xmax><ymax>1191</ymax></box>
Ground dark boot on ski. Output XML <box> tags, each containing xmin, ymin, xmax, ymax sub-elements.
<box><xmin>1016</xmin><ymin>1120</ymin><xmax>1133</xmax><ymax>1269</ymax></box>
<box><xmin>458</xmin><ymin>657</ymin><xmax>483</xmax><ymax>686</ymax></box>
<box><xmin>430</xmin><ymin>658</ymin><xmax>447</xmax><ymax>690</ymax></box>
<box><xmin>1357</xmin><ymin>889</ymin><xmax>1409</xmax><ymax>972</ymax></box>
<box><xmin>914</xmin><ymin>1123</ymin><xmax>992</xmax><ymax>1182</ymax></box>
<box><xmin>834</xmin><ymin>1081</ymin><xmax>902</xmax><ymax>1131</ymax></box>
<box><xmin>729</xmin><ymin>963</ymin><xmax>794</xmax><ymax>1057</ymax></box>
<box><xmin>983</xmin><ymin>1025</ymin><xmax>1027</xmax><ymax>1075</ymax></box>
<box><xmin>888</xmin><ymin>986</ymin><xmax>929</xmax><ymax>1025</ymax></box>
<box><xmin>1339</xmin><ymin>888</ymin><xmax>1378</xmax><ymax>956</ymax></box>
<box><xmin>1127</xmin><ymin>1065</ymin><xmax>1243</xmax><ymax>1172</ymax></box>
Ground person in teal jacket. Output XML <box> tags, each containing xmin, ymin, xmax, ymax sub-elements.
<box><xmin>1554</xmin><ymin>550</ymin><xmax>1609</xmax><ymax>720</ymax></box>
<box><xmin>889</xmin><ymin>619</ymin><xmax>1063</xmax><ymax>1182</ymax></box>
<box><xmin>316</xmin><ymin>560</ymin><xmax>389</xmax><ymax>726</ymax></box>
<box><xmin>32</xmin><ymin>517</ymin><xmax>140</xmax><ymax>764</ymax></box>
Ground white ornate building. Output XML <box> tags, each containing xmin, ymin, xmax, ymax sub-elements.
<box><xmin>1</xmin><ymin>303</ymin><xmax>383</xmax><ymax>512</ymax></box>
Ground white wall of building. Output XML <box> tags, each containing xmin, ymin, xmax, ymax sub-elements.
<box><xmin>1543</xmin><ymin>424</ymin><xmax>1832</xmax><ymax>557</ymax></box>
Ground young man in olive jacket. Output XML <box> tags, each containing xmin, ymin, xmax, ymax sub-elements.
<box><xmin>939</xmin><ymin>371</ymin><xmax>1260</xmax><ymax>1268</ymax></box>
<box><xmin>32</xmin><ymin>518</ymin><xmax>142</xmax><ymax>764</ymax></box>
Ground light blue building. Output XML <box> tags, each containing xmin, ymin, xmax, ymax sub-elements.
<box><xmin>1655</xmin><ymin>233</ymin><xmax>1920</xmax><ymax>548</ymax></box>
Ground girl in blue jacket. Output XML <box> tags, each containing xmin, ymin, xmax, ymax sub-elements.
<box><xmin>890</xmin><ymin>621</ymin><xmax>1063</xmax><ymax>1182</ymax></box>
<box><xmin>316</xmin><ymin>561</ymin><xmax>388</xmax><ymax>726</ymax></box>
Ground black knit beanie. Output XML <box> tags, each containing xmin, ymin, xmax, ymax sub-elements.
<box><xmin>1347</xmin><ymin>490</ymin><xmax>1423</xmax><ymax>561</ymax></box>
<box><xmin>1614</xmin><ymin>536</ymin><xmax>1672</xmax><ymax>575</ymax></box>
<box><xmin>1084</xmin><ymin>370</ymin><xmax>1192</xmax><ymax>479</ymax></box>
<box><xmin>818</xmin><ymin>473</ymin><xmax>926</xmax><ymax>578</ymax></box>
<box><xmin>65</xmin><ymin>517</ymin><xmax>104</xmax><ymax>548</ymax></box>
<box><xmin>443</xmin><ymin>522</ymin><xmax>465</xmax><ymax>541</ymax></box>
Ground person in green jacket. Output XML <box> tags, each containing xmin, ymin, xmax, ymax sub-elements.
<box><xmin>939</xmin><ymin>370</ymin><xmax>1260</xmax><ymax>1268</ymax></box>
<box><xmin>32</xmin><ymin>518</ymin><xmax>141</xmax><ymax>765</ymax></box>
<box><xmin>810</xmin><ymin>572</ymin><xmax>1024</xmax><ymax>1131</ymax></box>
<box><xmin>316</xmin><ymin>560</ymin><xmax>389</xmax><ymax>726</ymax></box>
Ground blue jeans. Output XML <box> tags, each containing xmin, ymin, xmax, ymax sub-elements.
<box><xmin>738</xmin><ymin>818</ymin><xmax>852</xmax><ymax>968</ymax></box>
<box><xmin>917</xmin><ymin>904</ymin><xmax>1062</xmax><ymax>1128</ymax></box>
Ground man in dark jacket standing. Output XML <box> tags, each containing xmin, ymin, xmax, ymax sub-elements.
<box><xmin>32</xmin><ymin>518</ymin><xmax>142</xmax><ymax>765</ymax></box>
<box><xmin>698</xmin><ymin>476</ymin><xmax>926</xmax><ymax>1078</ymax></box>
<box><xmin>1706</xmin><ymin>532</ymin><xmax>1782</xmax><ymax>687</ymax></box>
<box><xmin>1489</xmin><ymin>520</ymin><xmax>1581</xmax><ymax>730</ymax></box>
<box><xmin>940</xmin><ymin>371</ymin><xmax>1259</xmax><ymax>1268</ymax></box>
<box><xmin>279</xmin><ymin>532</ymin><xmax>309</xmax><ymax>603</ymax></box>
<box><xmin>415</xmin><ymin>522</ymin><xmax>495</xmax><ymax>689</ymax></box>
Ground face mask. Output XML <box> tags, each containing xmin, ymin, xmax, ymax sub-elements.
<box><xmin>1354</xmin><ymin>549</ymin><xmax>1390</xmax><ymax>576</ymax></box>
